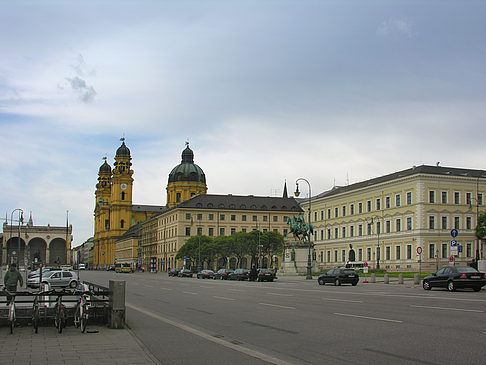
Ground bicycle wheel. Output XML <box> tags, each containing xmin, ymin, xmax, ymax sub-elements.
<box><xmin>10</xmin><ymin>320</ymin><xmax>14</xmax><ymax>334</ymax></box>
<box><xmin>74</xmin><ymin>303</ymin><xmax>81</xmax><ymax>328</ymax></box>
<box><xmin>33</xmin><ymin>305</ymin><xmax>39</xmax><ymax>334</ymax></box>
<box><xmin>80</xmin><ymin>310</ymin><xmax>87</xmax><ymax>333</ymax></box>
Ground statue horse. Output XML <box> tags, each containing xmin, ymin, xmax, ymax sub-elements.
<box><xmin>286</xmin><ymin>214</ymin><xmax>314</xmax><ymax>241</ymax></box>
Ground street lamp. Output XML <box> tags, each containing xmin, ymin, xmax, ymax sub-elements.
<box><xmin>295</xmin><ymin>178</ymin><xmax>313</xmax><ymax>280</ymax></box>
<box><xmin>10</xmin><ymin>209</ymin><xmax>23</xmax><ymax>266</ymax></box>
<box><xmin>365</xmin><ymin>216</ymin><xmax>382</xmax><ymax>269</ymax></box>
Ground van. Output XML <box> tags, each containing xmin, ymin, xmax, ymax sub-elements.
<box><xmin>78</xmin><ymin>263</ymin><xmax>86</xmax><ymax>270</ymax></box>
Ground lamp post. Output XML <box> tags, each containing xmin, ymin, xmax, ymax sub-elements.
<box><xmin>10</xmin><ymin>209</ymin><xmax>23</xmax><ymax>266</ymax></box>
<box><xmin>365</xmin><ymin>216</ymin><xmax>381</xmax><ymax>269</ymax></box>
<box><xmin>295</xmin><ymin>178</ymin><xmax>313</xmax><ymax>280</ymax></box>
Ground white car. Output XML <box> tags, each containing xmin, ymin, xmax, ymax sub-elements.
<box><xmin>27</xmin><ymin>270</ymin><xmax>78</xmax><ymax>289</ymax></box>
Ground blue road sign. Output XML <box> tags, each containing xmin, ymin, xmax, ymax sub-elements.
<box><xmin>451</xmin><ymin>229</ymin><xmax>458</xmax><ymax>238</ymax></box>
<box><xmin>459</xmin><ymin>245</ymin><xmax>463</xmax><ymax>253</ymax></box>
<box><xmin>451</xmin><ymin>240</ymin><xmax>458</xmax><ymax>247</ymax></box>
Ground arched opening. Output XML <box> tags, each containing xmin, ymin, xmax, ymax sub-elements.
<box><xmin>28</xmin><ymin>238</ymin><xmax>47</xmax><ymax>265</ymax></box>
<box><xmin>262</xmin><ymin>257</ymin><xmax>268</xmax><ymax>268</ymax></box>
<box><xmin>6</xmin><ymin>238</ymin><xmax>26</xmax><ymax>265</ymax></box>
<box><xmin>241</xmin><ymin>257</ymin><xmax>248</xmax><ymax>269</ymax></box>
<box><xmin>229</xmin><ymin>258</ymin><xmax>237</xmax><ymax>270</ymax></box>
<box><xmin>49</xmin><ymin>238</ymin><xmax>67</xmax><ymax>265</ymax></box>
<box><xmin>121</xmin><ymin>191</ymin><xmax>125</xmax><ymax>200</ymax></box>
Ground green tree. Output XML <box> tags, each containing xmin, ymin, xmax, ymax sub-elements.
<box><xmin>475</xmin><ymin>212</ymin><xmax>486</xmax><ymax>241</ymax></box>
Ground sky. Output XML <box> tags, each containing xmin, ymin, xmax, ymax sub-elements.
<box><xmin>1</xmin><ymin>0</ymin><xmax>486</xmax><ymax>247</ymax></box>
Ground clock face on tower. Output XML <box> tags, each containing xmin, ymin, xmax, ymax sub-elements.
<box><xmin>121</xmin><ymin>183</ymin><xmax>127</xmax><ymax>190</ymax></box>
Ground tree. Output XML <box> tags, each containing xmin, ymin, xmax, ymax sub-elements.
<box><xmin>475</xmin><ymin>212</ymin><xmax>486</xmax><ymax>241</ymax></box>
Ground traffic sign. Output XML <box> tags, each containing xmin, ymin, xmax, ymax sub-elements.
<box><xmin>449</xmin><ymin>255</ymin><xmax>455</xmax><ymax>262</ymax></box>
<box><xmin>458</xmin><ymin>245</ymin><xmax>463</xmax><ymax>253</ymax></box>
<box><xmin>451</xmin><ymin>246</ymin><xmax>458</xmax><ymax>255</ymax></box>
<box><xmin>363</xmin><ymin>262</ymin><xmax>368</xmax><ymax>267</ymax></box>
<box><xmin>363</xmin><ymin>267</ymin><xmax>369</xmax><ymax>274</ymax></box>
<box><xmin>416</xmin><ymin>247</ymin><xmax>423</xmax><ymax>255</ymax></box>
<box><xmin>451</xmin><ymin>240</ymin><xmax>458</xmax><ymax>247</ymax></box>
<box><xmin>451</xmin><ymin>229</ymin><xmax>458</xmax><ymax>238</ymax></box>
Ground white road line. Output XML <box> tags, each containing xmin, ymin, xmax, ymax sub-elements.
<box><xmin>228</xmin><ymin>289</ymin><xmax>245</xmax><ymax>292</ymax></box>
<box><xmin>183</xmin><ymin>291</ymin><xmax>198</xmax><ymax>295</ymax></box>
<box><xmin>200</xmin><ymin>286</ymin><xmax>214</xmax><ymax>288</ymax></box>
<box><xmin>410</xmin><ymin>305</ymin><xmax>483</xmax><ymax>313</ymax></box>
<box><xmin>323</xmin><ymin>298</ymin><xmax>363</xmax><ymax>303</ymax></box>
<box><xmin>160</xmin><ymin>287</ymin><xmax>173</xmax><ymax>291</ymax></box>
<box><xmin>334</xmin><ymin>313</ymin><xmax>402</xmax><ymax>323</ymax></box>
<box><xmin>267</xmin><ymin>293</ymin><xmax>294</xmax><ymax>297</ymax></box>
<box><xmin>213</xmin><ymin>296</ymin><xmax>236</xmax><ymax>301</ymax></box>
<box><xmin>259</xmin><ymin>303</ymin><xmax>296</xmax><ymax>310</ymax></box>
<box><xmin>126</xmin><ymin>303</ymin><xmax>294</xmax><ymax>365</ymax></box>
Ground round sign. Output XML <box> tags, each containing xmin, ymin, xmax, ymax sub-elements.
<box><xmin>363</xmin><ymin>262</ymin><xmax>368</xmax><ymax>267</ymax></box>
<box><xmin>416</xmin><ymin>247</ymin><xmax>423</xmax><ymax>255</ymax></box>
<box><xmin>451</xmin><ymin>229</ymin><xmax>458</xmax><ymax>238</ymax></box>
<box><xmin>449</xmin><ymin>255</ymin><xmax>454</xmax><ymax>262</ymax></box>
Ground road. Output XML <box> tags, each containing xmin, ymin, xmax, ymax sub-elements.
<box><xmin>79</xmin><ymin>270</ymin><xmax>486</xmax><ymax>365</ymax></box>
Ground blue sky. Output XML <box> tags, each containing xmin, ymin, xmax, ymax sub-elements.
<box><xmin>1</xmin><ymin>0</ymin><xmax>486</xmax><ymax>246</ymax></box>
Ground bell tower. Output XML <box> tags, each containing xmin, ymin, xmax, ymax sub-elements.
<box><xmin>94</xmin><ymin>157</ymin><xmax>112</xmax><ymax>267</ymax></box>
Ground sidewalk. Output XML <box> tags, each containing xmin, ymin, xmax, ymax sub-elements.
<box><xmin>0</xmin><ymin>325</ymin><xmax>160</xmax><ymax>365</ymax></box>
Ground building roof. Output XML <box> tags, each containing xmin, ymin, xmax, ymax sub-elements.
<box><xmin>132</xmin><ymin>205</ymin><xmax>169</xmax><ymax>213</ymax></box>
<box><xmin>118</xmin><ymin>223</ymin><xmax>142</xmax><ymax>240</ymax></box>
<box><xmin>173</xmin><ymin>194</ymin><xmax>303</xmax><ymax>212</ymax></box>
<box><xmin>313</xmin><ymin>165</ymin><xmax>486</xmax><ymax>200</ymax></box>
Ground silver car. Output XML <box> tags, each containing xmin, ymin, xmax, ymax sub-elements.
<box><xmin>27</xmin><ymin>270</ymin><xmax>78</xmax><ymax>289</ymax></box>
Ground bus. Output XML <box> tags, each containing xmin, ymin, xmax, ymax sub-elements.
<box><xmin>115</xmin><ymin>263</ymin><xmax>133</xmax><ymax>273</ymax></box>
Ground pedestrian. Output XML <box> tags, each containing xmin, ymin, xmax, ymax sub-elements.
<box><xmin>4</xmin><ymin>263</ymin><xmax>23</xmax><ymax>304</ymax></box>
<box><xmin>250</xmin><ymin>264</ymin><xmax>258</xmax><ymax>281</ymax></box>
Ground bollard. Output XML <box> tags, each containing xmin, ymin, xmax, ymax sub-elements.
<box><xmin>109</xmin><ymin>280</ymin><xmax>126</xmax><ymax>329</ymax></box>
<box><xmin>414</xmin><ymin>273</ymin><xmax>420</xmax><ymax>285</ymax></box>
<box><xmin>370</xmin><ymin>273</ymin><xmax>376</xmax><ymax>283</ymax></box>
<box><xmin>384</xmin><ymin>274</ymin><xmax>389</xmax><ymax>284</ymax></box>
<box><xmin>398</xmin><ymin>273</ymin><xmax>404</xmax><ymax>284</ymax></box>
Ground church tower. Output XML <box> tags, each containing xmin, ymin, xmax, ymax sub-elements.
<box><xmin>166</xmin><ymin>142</ymin><xmax>207</xmax><ymax>207</ymax></box>
<box><xmin>94</xmin><ymin>157</ymin><xmax>112</xmax><ymax>267</ymax></box>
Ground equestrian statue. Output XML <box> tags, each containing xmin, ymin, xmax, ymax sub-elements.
<box><xmin>286</xmin><ymin>214</ymin><xmax>314</xmax><ymax>241</ymax></box>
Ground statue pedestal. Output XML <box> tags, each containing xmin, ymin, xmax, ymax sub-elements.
<box><xmin>279</xmin><ymin>241</ymin><xmax>316</xmax><ymax>276</ymax></box>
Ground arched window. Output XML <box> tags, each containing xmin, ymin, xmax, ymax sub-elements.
<box><xmin>121</xmin><ymin>192</ymin><xmax>125</xmax><ymax>200</ymax></box>
<box><xmin>121</xmin><ymin>219</ymin><xmax>125</xmax><ymax>229</ymax></box>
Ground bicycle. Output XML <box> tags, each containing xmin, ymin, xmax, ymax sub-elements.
<box><xmin>73</xmin><ymin>290</ymin><xmax>92</xmax><ymax>333</ymax></box>
<box><xmin>32</xmin><ymin>293</ymin><xmax>40</xmax><ymax>333</ymax></box>
<box><xmin>54</xmin><ymin>291</ymin><xmax>67</xmax><ymax>333</ymax></box>
<box><xmin>5</xmin><ymin>289</ymin><xmax>16</xmax><ymax>334</ymax></box>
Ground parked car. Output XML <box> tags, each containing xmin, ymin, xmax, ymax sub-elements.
<box><xmin>78</xmin><ymin>263</ymin><xmax>86</xmax><ymax>270</ymax></box>
<box><xmin>228</xmin><ymin>269</ymin><xmax>250</xmax><ymax>281</ymax></box>
<box><xmin>196</xmin><ymin>270</ymin><xmax>215</xmax><ymax>279</ymax></box>
<box><xmin>178</xmin><ymin>269</ymin><xmax>193</xmax><ymax>278</ymax></box>
<box><xmin>168</xmin><ymin>268</ymin><xmax>180</xmax><ymax>277</ymax></box>
<box><xmin>28</xmin><ymin>267</ymin><xmax>62</xmax><ymax>279</ymax></box>
<box><xmin>423</xmin><ymin>266</ymin><xmax>486</xmax><ymax>292</ymax></box>
<box><xmin>318</xmin><ymin>268</ymin><xmax>359</xmax><ymax>286</ymax></box>
<box><xmin>28</xmin><ymin>270</ymin><xmax>78</xmax><ymax>289</ymax></box>
<box><xmin>214</xmin><ymin>269</ymin><xmax>234</xmax><ymax>280</ymax></box>
<box><xmin>257</xmin><ymin>268</ymin><xmax>275</xmax><ymax>282</ymax></box>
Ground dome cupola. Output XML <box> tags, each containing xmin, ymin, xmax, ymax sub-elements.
<box><xmin>116</xmin><ymin>139</ymin><xmax>131</xmax><ymax>157</ymax></box>
<box><xmin>168</xmin><ymin>143</ymin><xmax>206</xmax><ymax>183</ymax></box>
<box><xmin>99</xmin><ymin>158</ymin><xmax>112</xmax><ymax>174</ymax></box>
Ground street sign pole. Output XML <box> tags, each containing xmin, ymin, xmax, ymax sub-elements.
<box><xmin>417</xmin><ymin>246</ymin><xmax>423</xmax><ymax>283</ymax></box>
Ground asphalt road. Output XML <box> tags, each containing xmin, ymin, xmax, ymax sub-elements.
<box><xmin>79</xmin><ymin>270</ymin><xmax>486</xmax><ymax>365</ymax></box>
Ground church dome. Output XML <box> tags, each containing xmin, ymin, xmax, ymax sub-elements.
<box><xmin>116</xmin><ymin>141</ymin><xmax>131</xmax><ymax>157</ymax></box>
<box><xmin>168</xmin><ymin>144</ymin><xmax>206</xmax><ymax>183</ymax></box>
<box><xmin>99</xmin><ymin>160</ymin><xmax>111</xmax><ymax>174</ymax></box>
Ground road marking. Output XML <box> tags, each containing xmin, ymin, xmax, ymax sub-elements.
<box><xmin>410</xmin><ymin>305</ymin><xmax>483</xmax><ymax>313</ymax></box>
<box><xmin>126</xmin><ymin>303</ymin><xmax>294</xmax><ymax>365</ymax></box>
<box><xmin>259</xmin><ymin>303</ymin><xmax>296</xmax><ymax>310</ymax></box>
<box><xmin>267</xmin><ymin>293</ymin><xmax>294</xmax><ymax>297</ymax></box>
<box><xmin>228</xmin><ymin>288</ymin><xmax>245</xmax><ymax>292</ymax></box>
<box><xmin>334</xmin><ymin>313</ymin><xmax>402</xmax><ymax>323</ymax></box>
<box><xmin>160</xmin><ymin>287</ymin><xmax>173</xmax><ymax>291</ymax></box>
<box><xmin>183</xmin><ymin>291</ymin><xmax>198</xmax><ymax>295</ymax></box>
<box><xmin>213</xmin><ymin>296</ymin><xmax>236</xmax><ymax>301</ymax></box>
<box><xmin>323</xmin><ymin>298</ymin><xmax>363</xmax><ymax>303</ymax></box>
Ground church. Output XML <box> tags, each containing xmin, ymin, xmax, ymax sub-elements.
<box><xmin>93</xmin><ymin>139</ymin><xmax>300</xmax><ymax>269</ymax></box>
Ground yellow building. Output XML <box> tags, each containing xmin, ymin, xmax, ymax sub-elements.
<box><xmin>301</xmin><ymin>165</ymin><xmax>486</xmax><ymax>272</ymax></box>
<box><xmin>94</xmin><ymin>140</ymin><xmax>207</xmax><ymax>268</ymax></box>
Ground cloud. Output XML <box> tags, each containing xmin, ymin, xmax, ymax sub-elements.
<box><xmin>65</xmin><ymin>76</ymin><xmax>97</xmax><ymax>103</ymax></box>
<box><xmin>377</xmin><ymin>18</ymin><xmax>416</xmax><ymax>38</ymax></box>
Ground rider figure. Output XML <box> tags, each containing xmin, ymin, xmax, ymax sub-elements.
<box><xmin>4</xmin><ymin>263</ymin><xmax>23</xmax><ymax>305</ymax></box>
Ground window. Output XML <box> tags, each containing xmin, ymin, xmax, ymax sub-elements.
<box><xmin>327</xmin><ymin>229</ymin><xmax>331</xmax><ymax>240</ymax></box>
<box><xmin>396</xmin><ymin>194</ymin><xmax>401</xmax><ymax>207</ymax></box>
<box><xmin>335</xmin><ymin>207</ymin><xmax>338</xmax><ymax>218</ymax></box>
<box><xmin>358</xmin><ymin>224</ymin><xmax>363</xmax><ymax>236</ymax></box>
<box><xmin>263</xmin><ymin>216</ymin><xmax>268</xmax><ymax>222</ymax></box>
<box><xmin>396</xmin><ymin>219</ymin><xmax>401</xmax><ymax>232</ymax></box>
<box><xmin>429</xmin><ymin>216</ymin><xmax>435</xmax><ymax>229</ymax></box>
<box><xmin>342</xmin><ymin>206</ymin><xmax>346</xmax><ymax>217</ymax></box>
<box><xmin>328</xmin><ymin>209</ymin><xmax>331</xmax><ymax>219</ymax></box>
<box><xmin>185</xmin><ymin>227</ymin><xmax>191</xmax><ymax>236</ymax></box>
<box><xmin>231</xmin><ymin>228</ymin><xmax>236</xmax><ymax>235</ymax></box>
<box><xmin>350</xmin><ymin>204</ymin><xmax>354</xmax><ymax>215</ymax></box>
<box><xmin>442</xmin><ymin>243</ymin><xmax>448</xmax><ymax>258</ymax></box>
<box><xmin>441</xmin><ymin>216</ymin><xmax>447</xmax><ymax>230</ymax></box>
<box><xmin>121</xmin><ymin>191</ymin><xmax>125</xmax><ymax>201</ymax></box>
<box><xmin>479</xmin><ymin>193</ymin><xmax>483</xmax><ymax>205</ymax></box>
<box><xmin>209</xmin><ymin>214</ymin><xmax>214</xmax><ymax>221</ymax></box>
<box><xmin>367</xmin><ymin>223</ymin><xmax>372</xmax><ymax>235</ymax></box>
<box><xmin>314</xmin><ymin>212</ymin><xmax>318</xmax><ymax>221</ymax></box>
<box><xmin>220</xmin><ymin>214</ymin><xmax>225</xmax><ymax>221</ymax></box>
<box><xmin>406</xmin><ymin>192</ymin><xmax>412</xmax><ymax>205</ymax></box>
<box><xmin>120</xmin><ymin>219</ymin><xmax>124</xmax><ymax>229</ymax></box>
<box><xmin>342</xmin><ymin>226</ymin><xmax>346</xmax><ymax>238</ymax></box>
<box><xmin>350</xmin><ymin>226</ymin><xmax>354</xmax><ymax>237</ymax></box>
<box><xmin>367</xmin><ymin>247</ymin><xmax>372</xmax><ymax>261</ymax></box>
<box><xmin>454</xmin><ymin>216</ymin><xmax>460</xmax><ymax>229</ymax></box>
<box><xmin>186</xmin><ymin>213</ymin><xmax>191</xmax><ymax>220</ymax></box>
<box><xmin>376</xmin><ymin>199</ymin><xmax>381</xmax><ymax>211</ymax></box>
<box><xmin>396</xmin><ymin>246</ymin><xmax>401</xmax><ymax>260</ymax></box>
<box><xmin>197</xmin><ymin>214</ymin><xmax>202</xmax><ymax>220</ymax></box>
<box><xmin>367</xmin><ymin>200</ymin><xmax>371</xmax><ymax>212</ymax></box>
<box><xmin>358</xmin><ymin>248</ymin><xmax>363</xmax><ymax>261</ymax></box>
<box><xmin>176</xmin><ymin>192</ymin><xmax>181</xmax><ymax>203</ymax></box>
<box><xmin>283</xmin><ymin>228</ymin><xmax>287</xmax><ymax>236</ymax></box>
<box><xmin>335</xmin><ymin>227</ymin><xmax>338</xmax><ymax>238</ymax></box>
<box><xmin>341</xmin><ymin>250</ymin><xmax>346</xmax><ymax>262</ymax></box>
<box><xmin>105</xmin><ymin>219</ymin><xmax>110</xmax><ymax>230</ymax></box>
<box><xmin>407</xmin><ymin>244</ymin><xmax>412</xmax><ymax>259</ymax></box>
<box><xmin>242</xmin><ymin>215</ymin><xmax>247</xmax><ymax>221</ymax></box>
<box><xmin>208</xmin><ymin>227</ymin><xmax>214</xmax><ymax>236</ymax></box>
<box><xmin>441</xmin><ymin>191</ymin><xmax>447</xmax><ymax>204</ymax></box>
<box><xmin>386</xmin><ymin>196</ymin><xmax>390</xmax><ymax>209</ymax></box>
<box><xmin>273</xmin><ymin>216</ymin><xmax>278</xmax><ymax>222</ymax></box>
<box><xmin>466</xmin><ymin>192</ymin><xmax>472</xmax><ymax>205</ymax></box>
<box><xmin>320</xmin><ymin>210</ymin><xmax>324</xmax><ymax>220</ymax></box>
<box><xmin>219</xmin><ymin>228</ymin><xmax>225</xmax><ymax>236</ymax></box>
<box><xmin>386</xmin><ymin>246</ymin><xmax>391</xmax><ymax>260</ymax></box>
<box><xmin>252</xmin><ymin>215</ymin><xmax>257</xmax><ymax>222</ymax></box>
<box><xmin>231</xmin><ymin>215</ymin><xmax>236</xmax><ymax>221</ymax></box>
<box><xmin>263</xmin><ymin>229</ymin><xmax>268</xmax><ymax>233</ymax></box>
<box><xmin>334</xmin><ymin>250</ymin><xmax>338</xmax><ymax>262</ymax></box>
<box><xmin>429</xmin><ymin>243</ymin><xmax>435</xmax><ymax>259</ymax></box>
<box><xmin>320</xmin><ymin>230</ymin><xmax>324</xmax><ymax>240</ymax></box>
<box><xmin>454</xmin><ymin>192</ymin><xmax>460</xmax><ymax>204</ymax></box>
<box><xmin>466</xmin><ymin>216</ymin><xmax>472</xmax><ymax>230</ymax></box>
<box><xmin>386</xmin><ymin>220</ymin><xmax>391</xmax><ymax>233</ymax></box>
<box><xmin>429</xmin><ymin>191</ymin><xmax>435</xmax><ymax>203</ymax></box>
<box><xmin>407</xmin><ymin>217</ymin><xmax>412</xmax><ymax>230</ymax></box>
<box><xmin>376</xmin><ymin>221</ymin><xmax>381</xmax><ymax>234</ymax></box>
<box><xmin>358</xmin><ymin>203</ymin><xmax>363</xmax><ymax>214</ymax></box>
<box><xmin>376</xmin><ymin>247</ymin><xmax>381</xmax><ymax>260</ymax></box>
<box><xmin>467</xmin><ymin>243</ymin><xmax>472</xmax><ymax>257</ymax></box>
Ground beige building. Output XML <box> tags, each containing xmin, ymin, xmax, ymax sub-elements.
<box><xmin>301</xmin><ymin>165</ymin><xmax>486</xmax><ymax>272</ymax></box>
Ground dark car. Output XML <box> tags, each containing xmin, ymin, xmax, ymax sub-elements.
<box><xmin>197</xmin><ymin>270</ymin><xmax>215</xmax><ymax>279</ymax></box>
<box><xmin>178</xmin><ymin>269</ymin><xmax>193</xmax><ymax>278</ymax></box>
<box><xmin>318</xmin><ymin>268</ymin><xmax>359</xmax><ymax>286</ymax></box>
<box><xmin>257</xmin><ymin>268</ymin><xmax>275</xmax><ymax>282</ymax></box>
<box><xmin>168</xmin><ymin>268</ymin><xmax>180</xmax><ymax>277</ymax></box>
<box><xmin>228</xmin><ymin>269</ymin><xmax>250</xmax><ymax>281</ymax></box>
<box><xmin>423</xmin><ymin>266</ymin><xmax>486</xmax><ymax>292</ymax></box>
<box><xmin>214</xmin><ymin>269</ymin><xmax>234</xmax><ymax>280</ymax></box>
